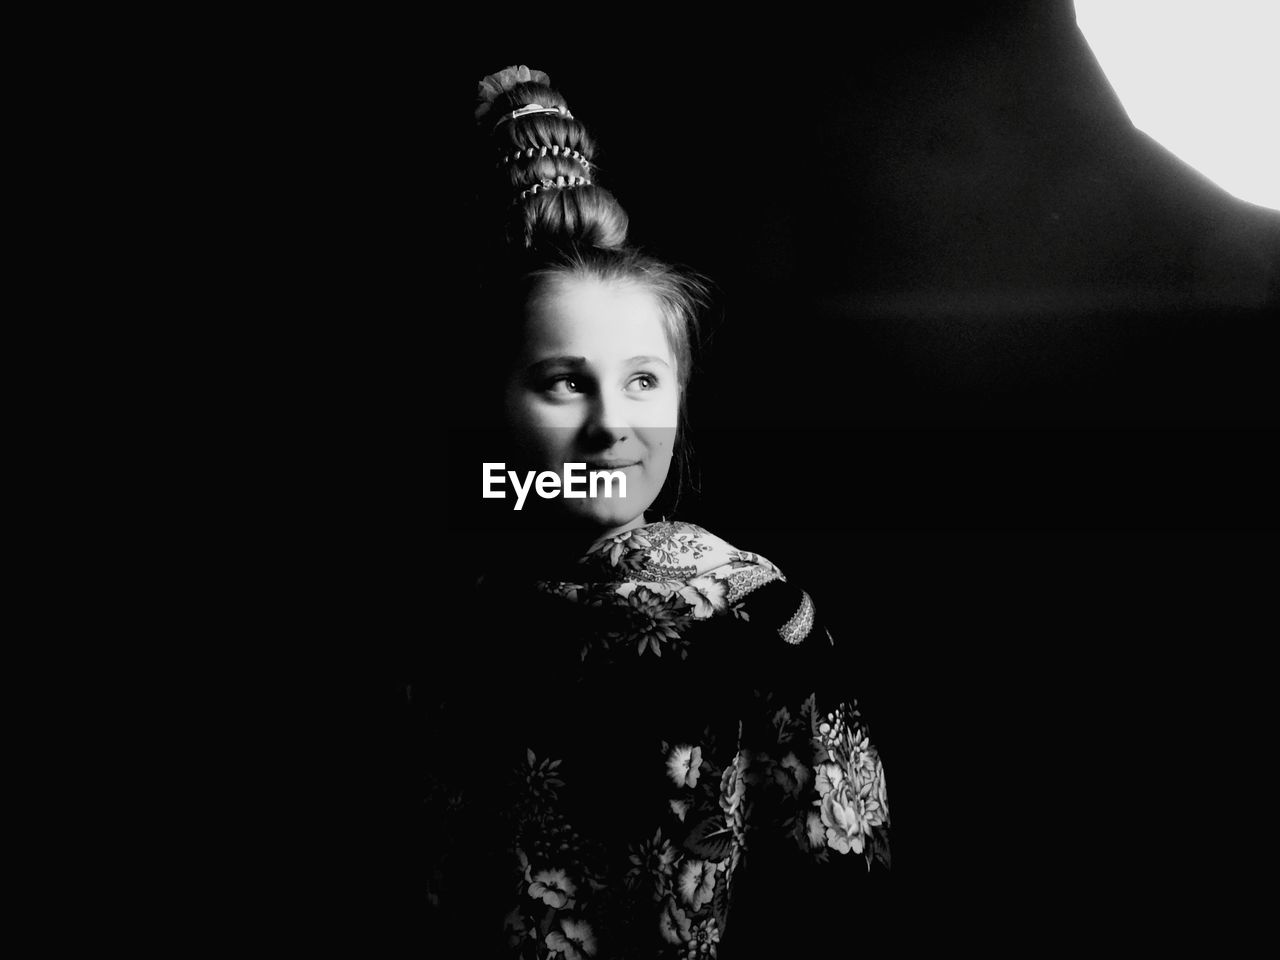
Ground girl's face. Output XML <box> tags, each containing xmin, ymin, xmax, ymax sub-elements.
<box><xmin>504</xmin><ymin>275</ymin><xmax>680</xmax><ymax>536</ymax></box>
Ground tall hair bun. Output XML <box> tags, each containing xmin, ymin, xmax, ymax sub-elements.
<box><xmin>474</xmin><ymin>64</ymin><xmax>629</xmax><ymax>252</ymax></box>
<box><xmin>474</xmin><ymin>65</ymin><xmax>551</xmax><ymax>121</ymax></box>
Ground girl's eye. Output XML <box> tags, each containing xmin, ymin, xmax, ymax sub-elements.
<box><xmin>628</xmin><ymin>373</ymin><xmax>658</xmax><ymax>391</ymax></box>
<box><xmin>544</xmin><ymin>376</ymin><xmax>581</xmax><ymax>396</ymax></box>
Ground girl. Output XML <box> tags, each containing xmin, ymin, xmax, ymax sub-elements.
<box><xmin>424</xmin><ymin>64</ymin><xmax>890</xmax><ymax>958</ymax></box>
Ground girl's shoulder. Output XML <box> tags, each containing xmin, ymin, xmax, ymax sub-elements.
<box><xmin>583</xmin><ymin>520</ymin><xmax>823</xmax><ymax>649</ymax></box>
<box><xmin>584</xmin><ymin>519</ymin><xmax>781</xmax><ymax>576</ymax></box>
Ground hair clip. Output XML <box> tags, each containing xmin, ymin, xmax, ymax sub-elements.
<box><xmin>496</xmin><ymin>146</ymin><xmax>591</xmax><ymax>170</ymax></box>
<box><xmin>492</xmin><ymin>103</ymin><xmax>574</xmax><ymax>130</ymax></box>
<box><xmin>514</xmin><ymin>176</ymin><xmax>592</xmax><ymax>204</ymax></box>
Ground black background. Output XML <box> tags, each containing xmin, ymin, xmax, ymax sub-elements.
<box><xmin>430</xmin><ymin>1</ymin><xmax>1278</xmax><ymax>538</ymax></box>
<box><xmin>331</xmin><ymin>1</ymin><xmax>1277</xmax><ymax>950</ymax></box>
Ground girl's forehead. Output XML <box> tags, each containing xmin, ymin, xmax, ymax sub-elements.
<box><xmin>524</xmin><ymin>277</ymin><xmax>673</xmax><ymax>359</ymax></box>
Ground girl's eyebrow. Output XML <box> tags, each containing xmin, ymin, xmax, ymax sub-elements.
<box><xmin>525</xmin><ymin>355</ymin><xmax>671</xmax><ymax>373</ymax></box>
<box><xmin>525</xmin><ymin>355</ymin><xmax>586</xmax><ymax>373</ymax></box>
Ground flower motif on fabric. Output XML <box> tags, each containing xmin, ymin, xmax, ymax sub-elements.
<box><xmin>626</xmin><ymin>828</ymin><xmax>678</xmax><ymax>900</ymax></box>
<box><xmin>677</xmin><ymin>858</ymin><xmax>717</xmax><ymax>911</ymax></box>
<box><xmin>811</xmin><ymin>699</ymin><xmax>853</xmax><ymax>756</ymax></box>
<box><xmin>518</xmin><ymin>748</ymin><xmax>566</xmax><ymax>803</ymax></box>
<box><xmin>665</xmin><ymin>527</ymin><xmax>715</xmax><ymax>560</ymax></box>
<box><xmin>688</xmin><ymin>917</ymin><xmax>722</xmax><ymax>958</ymax></box>
<box><xmin>678</xmin><ymin>575</ymin><xmax>729</xmax><ymax>619</ymax></box>
<box><xmin>639</xmin><ymin>528</ymin><xmax>716</xmax><ymax>579</ymax></box>
<box><xmin>774</xmin><ymin>751</ymin><xmax>812</xmax><ymax>797</ymax></box>
<box><xmin>820</xmin><ymin>792</ymin><xmax>865</xmax><ymax>855</ymax></box>
<box><xmin>815</xmin><ymin>761</ymin><xmax>844</xmax><ymax>799</ymax></box>
<box><xmin>545</xmin><ymin>917</ymin><xmax>597</xmax><ymax>959</ymax></box>
<box><xmin>717</xmin><ymin>750</ymin><xmax>749</xmax><ymax>854</ymax></box>
<box><xmin>659</xmin><ymin>899</ymin><xmax>693</xmax><ymax>946</ymax></box>
<box><xmin>584</xmin><ymin>528</ymin><xmax>655</xmax><ymax>575</ymax></box>
<box><xmin>585</xmin><ymin>522</ymin><xmax>760</xmax><ymax>585</ymax></box>
<box><xmin>499</xmin><ymin>906</ymin><xmax>529</xmax><ymax>952</ymax></box>
<box><xmin>528</xmin><ymin>868</ymin><xmax>577</xmax><ymax>910</ymax></box>
<box><xmin>666</xmin><ymin>744</ymin><xmax>703</xmax><ymax>789</ymax></box>
<box><xmin>806</xmin><ymin>700</ymin><xmax>890</xmax><ymax>867</ymax></box>
<box><xmin>804</xmin><ymin>811</ymin><xmax>827</xmax><ymax>849</ymax></box>
<box><xmin>718</xmin><ymin>754</ymin><xmax>747</xmax><ymax>817</ymax></box>
<box><xmin>610</xmin><ymin>585</ymin><xmax>696</xmax><ymax>657</ymax></box>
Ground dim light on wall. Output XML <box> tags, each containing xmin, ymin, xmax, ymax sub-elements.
<box><xmin>1075</xmin><ymin>0</ymin><xmax>1279</xmax><ymax>211</ymax></box>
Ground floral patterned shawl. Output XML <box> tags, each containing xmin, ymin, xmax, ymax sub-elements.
<box><xmin>421</xmin><ymin>521</ymin><xmax>889</xmax><ymax>958</ymax></box>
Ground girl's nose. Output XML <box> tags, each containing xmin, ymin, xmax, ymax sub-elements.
<box><xmin>582</xmin><ymin>390</ymin><xmax>631</xmax><ymax>447</ymax></box>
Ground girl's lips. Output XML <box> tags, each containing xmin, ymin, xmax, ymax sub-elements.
<box><xmin>584</xmin><ymin>461</ymin><xmax>640</xmax><ymax>470</ymax></box>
